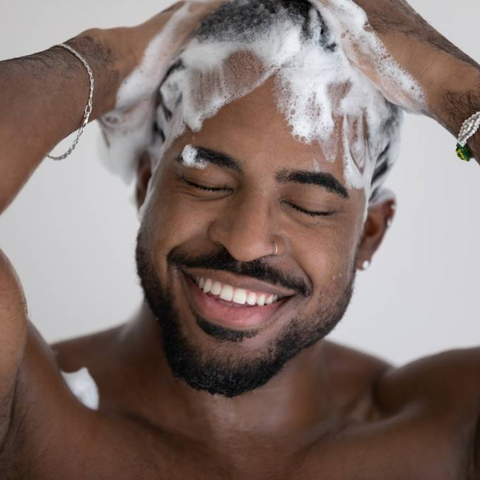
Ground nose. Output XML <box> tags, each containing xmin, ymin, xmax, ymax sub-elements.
<box><xmin>207</xmin><ymin>190</ymin><xmax>278</xmax><ymax>263</ymax></box>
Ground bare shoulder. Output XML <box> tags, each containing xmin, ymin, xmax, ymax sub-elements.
<box><xmin>325</xmin><ymin>341</ymin><xmax>480</xmax><ymax>421</ymax></box>
<box><xmin>326</xmin><ymin>341</ymin><xmax>480</xmax><ymax>406</ymax></box>
<box><xmin>375</xmin><ymin>347</ymin><xmax>480</xmax><ymax>475</ymax></box>
<box><xmin>377</xmin><ymin>347</ymin><xmax>480</xmax><ymax>412</ymax></box>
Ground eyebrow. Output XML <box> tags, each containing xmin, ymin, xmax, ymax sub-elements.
<box><xmin>176</xmin><ymin>147</ymin><xmax>242</xmax><ymax>172</ymax></box>
<box><xmin>276</xmin><ymin>169</ymin><xmax>349</xmax><ymax>199</ymax></box>
<box><xmin>177</xmin><ymin>147</ymin><xmax>348</xmax><ymax>199</ymax></box>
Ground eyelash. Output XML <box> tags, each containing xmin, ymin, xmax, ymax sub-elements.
<box><xmin>183</xmin><ymin>178</ymin><xmax>334</xmax><ymax>218</ymax></box>
<box><xmin>283</xmin><ymin>201</ymin><xmax>334</xmax><ymax>218</ymax></box>
<box><xmin>183</xmin><ymin>177</ymin><xmax>229</xmax><ymax>192</ymax></box>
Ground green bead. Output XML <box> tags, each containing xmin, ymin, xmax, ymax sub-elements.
<box><xmin>456</xmin><ymin>143</ymin><xmax>472</xmax><ymax>162</ymax></box>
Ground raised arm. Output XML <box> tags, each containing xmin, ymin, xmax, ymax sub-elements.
<box><xmin>0</xmin><ymin>29</ymin><xmax>133</xmax><ymax>451</ymax></box>
<box><xmin>0</xmin><ymin>34</ymin><xmax>124</xmax><ymax>214</ymax></box>
<box><xmin>0</xmin><ymin>1</ymin><xmax>219</xmax><ymax>449</ymax></box>
<box><xmin>0</xmin><ymin>27</ymin><xmax>129</xmax><ymax>448</ymax></box>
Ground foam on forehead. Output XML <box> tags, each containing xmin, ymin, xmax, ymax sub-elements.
<box><xmin>101</xmin><ymin>0</ymin><xmax>405</xmax><ymax>204</ymax></box>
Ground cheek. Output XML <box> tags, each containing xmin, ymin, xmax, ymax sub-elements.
<box><xmin>291</xmin><ymin>220</ymin><xmax>360</xmax><ymax>296</ymax></box>
<box><xmin>143</xmin><ymin>180</ymin><xmax>214</xmax><ymax>258</ymax></box>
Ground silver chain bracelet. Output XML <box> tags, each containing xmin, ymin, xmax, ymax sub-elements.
<box><xmin>47</xmin><ymin>43</ymin><xmax>95</xmax><ymax>161</ymax></box>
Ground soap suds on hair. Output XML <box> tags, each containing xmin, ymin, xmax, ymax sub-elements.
<box><xmin>310</xmin><ymin>0</ymin><xmax>426</xmax><ymax>112</ymax></box>
<box><xmin>99</xmin><ymin>2</ymin><xmax>204</xmax><ymax>184</ymax></box>
<box><xmin>101</xmin><ymin>0</ymin><xmax>422</xmax><ymax>212</ymax></box>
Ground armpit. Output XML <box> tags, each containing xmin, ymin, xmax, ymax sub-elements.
<box><xmin>0</xmin><ymin>376</ymin><xmax>30</xmax><ymax>480</ymax></box>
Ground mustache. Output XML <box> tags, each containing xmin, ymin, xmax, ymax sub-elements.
<box><xmin>168</xmin><ymin>247</ymin><xmax>311</xmax><ymax>297</ymax></box>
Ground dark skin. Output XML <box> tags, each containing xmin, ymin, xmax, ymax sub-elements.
<box><xmin>1</xmin><ymin>1</ymin><xmax>480</xmax><ymax>479</ymax></box>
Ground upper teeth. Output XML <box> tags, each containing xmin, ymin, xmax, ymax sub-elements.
<box><xmin>195</xmin><ymin>276</ymin><xmax>280</xmax><ymax>306</ymax></box>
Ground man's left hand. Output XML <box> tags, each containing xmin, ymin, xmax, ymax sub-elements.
<box><xmin>310</xmin><ymin>0</ymin><xmax>480</xmax><ymax>162</ymax></box>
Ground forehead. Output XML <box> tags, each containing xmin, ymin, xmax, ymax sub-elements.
<box><xmin>178</xmin><ymin>76</ymin><xmax>350</xmax><ymax>186</ymax></box>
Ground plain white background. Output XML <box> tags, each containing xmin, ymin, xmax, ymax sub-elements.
<box><xmin>0</xmin><ymin>0</ymin><xmax>479</xmax><ymax>366</ymax></box>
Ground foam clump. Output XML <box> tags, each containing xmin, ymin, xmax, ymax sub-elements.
<box><xmin>311</xmin><ymin>0</ymin><xmax>425</xmax><ymax>112</ymax></box>
<box><xmin>181</xmin><ymin>144</ymin><xmax>208</xmax><ymax>168</ymax></box>
<box><xmin>101</xmin><ymin>0</ymin><xmax>421</xmax><ymax>204</ymax></box>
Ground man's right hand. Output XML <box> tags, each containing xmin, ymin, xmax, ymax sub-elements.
<box><xmin>84</xmin><ymin>1</ymin><xmax>223</xmax><ymax>117</ymax></box>
<box><xmin>89</xmin><ymin>1</ymin><xmax>224</xmax><ymax>181</ymax></box>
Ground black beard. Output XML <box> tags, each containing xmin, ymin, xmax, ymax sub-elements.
<box><xmin>135</xmin><ymin>230</ymin><xmax>356</xmax><ymax>398</ymax></box>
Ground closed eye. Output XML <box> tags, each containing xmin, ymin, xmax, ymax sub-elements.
<box><xmin>283</xmin><ymin>200</ymin><xmax>335</xmax><ymax>218</ymax></box>
<box><xmin>182</xmin><ymin>176</ymin><xmax>231</xmax><ymax>193</ymax></box>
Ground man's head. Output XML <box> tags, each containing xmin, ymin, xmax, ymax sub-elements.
<box><xmin>147</xmin><ymin>0</ymin><xmax>403</xmax><ymax>204</ymax></box>
<box><xmin>114</xmin><ymin>0</ymin><xmax>398</xmax><ymax>398</ymax></box>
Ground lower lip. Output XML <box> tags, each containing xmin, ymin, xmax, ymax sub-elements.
<box><xmin>182</xmin><ymin>273</ymin><xmax>289</xmax><ymax>330</ymax></box>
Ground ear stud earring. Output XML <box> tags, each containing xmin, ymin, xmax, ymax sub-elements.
<box><xmin>362</xmin><ymin>260</ymin><xmax>370</xmax><ymax>271</ymax></box>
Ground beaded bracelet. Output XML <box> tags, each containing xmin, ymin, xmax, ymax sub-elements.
<box><xmin>456</xmin><ymin>110</ymin><xmax>480</xmax><ymax>162</ymax></box>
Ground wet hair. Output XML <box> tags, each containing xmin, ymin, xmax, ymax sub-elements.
<box><xmin>196</xmin><ymin>0</ymin><xmax>336</xmax><ymax>50</ymax></box>
<box><xmin>153</xmin><ymin>0</ymin><xmax>403</xmax><ymax>202</ymax></box>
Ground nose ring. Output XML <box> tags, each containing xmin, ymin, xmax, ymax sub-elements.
<box><xmin>273</xmin><ymin>241</ymin><xmax>278</xmax><ymax>256</ymax></box>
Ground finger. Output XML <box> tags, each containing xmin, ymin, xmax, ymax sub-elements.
<box><xmin>308</xmin><ymin>0</ymin><xmax>352</xmax><ymax>12</ymax></box>
<box><xmin>147</xmin><ymin>0</ymin><xmax>224</xmax><ymax>28</ymax></box>
<box><xmin>160</xmin><ymin>2</ymin><xmax>187</xmax><ymax>15</ymax></box>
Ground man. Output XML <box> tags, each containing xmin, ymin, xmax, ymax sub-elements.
<box><xmin>0</xmin><ymin>0</ymin><xmax>479</xmax><ymax>479</ymax></box>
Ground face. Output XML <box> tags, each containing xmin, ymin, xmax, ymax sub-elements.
<box><xmin>135</xmin><ymin>78</ymin><xmax>389</xmax><ymax>398</ymax></box>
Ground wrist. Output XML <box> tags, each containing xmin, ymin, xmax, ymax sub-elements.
<box><xmin>419</xmin><ymin>50</ymin><xmax>480</xmax><ymax>161</ymax></box>
<box><xmin>426</xmin><ymin>55</ymin><xmax>480</xmax><ymax>131</ymax></box>
<box><xmin>438</xmin><ymin>64</ymin><xmax>480</xmax><ymax>161</ymax></box>
<box><xmin>66</xmin><ymin>27</ymin><xmax>136</xmax><ymax>117</ymax></box>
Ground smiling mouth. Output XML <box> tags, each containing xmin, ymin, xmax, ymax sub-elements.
<box><xmin>193</xmin><ymin>275</ymin><xmax>284</xmax><ymax>307</ymax></box>
<box><xmin>182</xmin><ymin>272</ymin><xmax>295</xmax><ymax>330</ymax></box>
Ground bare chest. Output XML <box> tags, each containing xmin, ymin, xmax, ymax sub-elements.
<box><xmin>4</xmin><ymin>413</ymin><xmax>471</xmax><ymax>480</ymax></box>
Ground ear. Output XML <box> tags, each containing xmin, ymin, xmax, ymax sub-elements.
<box><xmin>356</xmin><ymin>190</ymin><xmax>396</xmax><ymax>271</ymax></box>
<box><xmin>135</xmin><ymin>151</ymin><xmax>153</xmax><ymax>211</ymax></box>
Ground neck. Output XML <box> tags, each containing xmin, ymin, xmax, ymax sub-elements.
<box><xmin>117</xmin><ymin>302</ymin><xmax>341</xmax><ymax>451</ymax></box>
